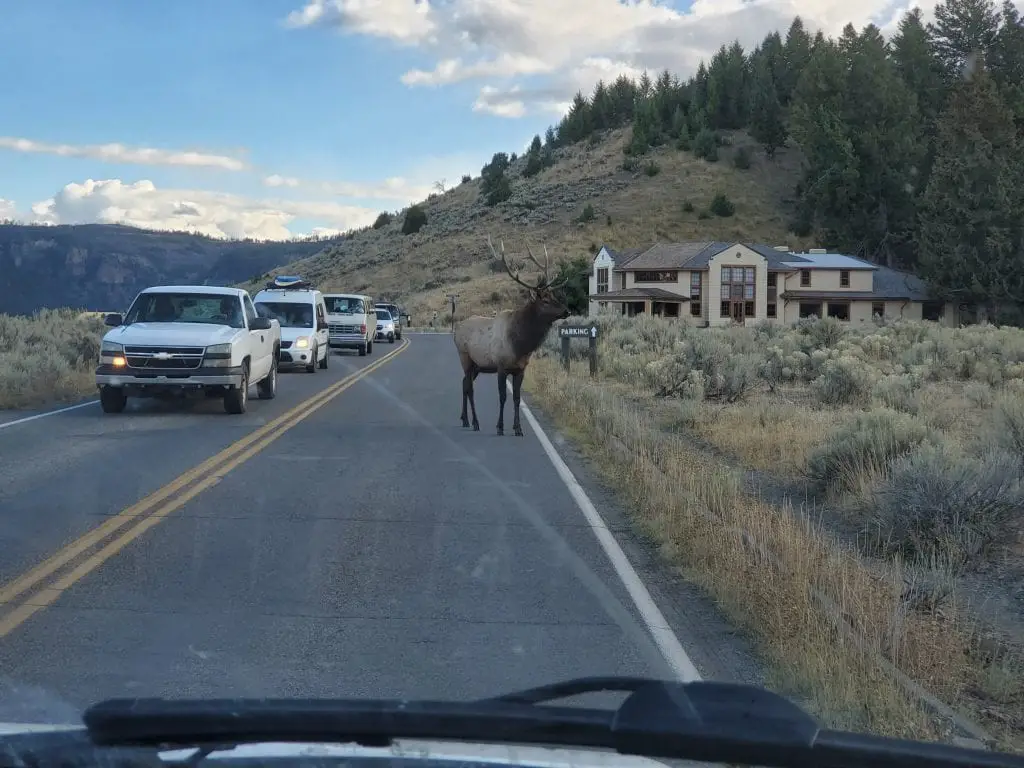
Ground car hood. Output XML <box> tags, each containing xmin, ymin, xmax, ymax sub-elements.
<box><xmin>0</xmin><ymin>723</ymin><xmax>673</xmax><ymax>768</ymax></box>
<box><xmin>104</xmin><ymin>323</ymin><xmax>240</xmax><ymax>347</ymax></box>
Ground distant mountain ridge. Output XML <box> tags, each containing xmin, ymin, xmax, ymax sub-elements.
<box><xmin>0</xmin><ymin>223</ymin><xmax>334</xmax><ymax>315</ymax></box>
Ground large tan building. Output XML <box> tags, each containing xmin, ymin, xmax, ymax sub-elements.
<box><xmin>588</xmin><ymin>241</ymin><xmax>959</xmax><ymax>326</ymax></box>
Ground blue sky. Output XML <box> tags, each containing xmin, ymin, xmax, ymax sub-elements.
<box><xmin>0</xmin><ymin>0</ymin><xmax>907</xmax><ymax>239</ymax></box>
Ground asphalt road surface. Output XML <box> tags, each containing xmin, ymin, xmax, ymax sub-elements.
<box><xmin>0</xmin><ymin>333</ymin><xmax>761</xmax><ymax>724</ymax></box>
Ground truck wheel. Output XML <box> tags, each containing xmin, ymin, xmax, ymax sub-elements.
<box><xmin>359</xmin><ymin>343</ymin><xmax>367</xmax><ymax>357</ymax></box>
<box><xmin>318</xmin><ymin>345</ymin><xmax>329</xmax><ymax>369</ymax></box>
<box><xmin>387</xmin><ymin>333</ymin><xmax>395</xmax><ymax>343</ymax></box>
<box><xmin>99</xmin><ymin>387</ymin><xmax>127</xmax><ymax>414</ymax></box>
<box><xmin>224</xmin><ymin>364</ymin><xmax>249</xmax><ymax>414</ymax></box>
<box><xmin>257</xmin><ymin>357</ymin><xmax>278</xmax><ymax>400</ymax></box>
<box><xmin>367</xmin><ymin>340</ymin><xmax>373</xmax><ymax>354</ymax></box>
<box><xmin>306</xmin><ymin>345</ymin><xmax>317</xmax><ymax>373</ymax></box>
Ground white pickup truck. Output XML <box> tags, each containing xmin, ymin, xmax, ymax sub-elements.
<box><xmin>95</xmin><ymin>285</ymin><xmax>281</xmax><ymax>415</ymax></box>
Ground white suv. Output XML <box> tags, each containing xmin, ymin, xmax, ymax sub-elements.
<box><xmin>253</xmin><ymin>277</ymin><xmax>330</xmax><ymax>373</ymax></box>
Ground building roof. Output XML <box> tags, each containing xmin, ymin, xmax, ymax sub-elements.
<box><xmin>781</xmin><ymin>252</ymin><xmax>876</xmax><ymax>270</ymax></box>
<box><xmin>598</xmin><ymin>244</ymin><xmax>650</xmax><ymax>268</ymax></box>
<box><xmin>611</xmin><ymin>242</ymin><xmax>816</xmax><ymax>271</ymax></box>
<box><xmin>590</xmin><ymin>287</ymin><xmax>690</xmax><ymax>301</ymax></box>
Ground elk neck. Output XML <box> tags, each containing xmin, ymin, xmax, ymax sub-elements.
<box><xmin>508</xmin><ymin>300</ymin><xmax>555</xmax><ymax>359</ymax></box>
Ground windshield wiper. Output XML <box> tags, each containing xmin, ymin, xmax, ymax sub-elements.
<box><xmin>82</xmin><ymin>677</ymin><xmax>1023</xmax><ymax>768</ymax></box>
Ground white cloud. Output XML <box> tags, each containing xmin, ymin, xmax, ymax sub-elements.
<box><xmin>285</xmin><ymin>0</ymin><xmax>963</xmax><ymax>118</ymax></box>
<box><xmin>261</xmin><ymin>151</ymin><xmax>487</xmax><ymax>203</ymax></box>
<box><xmin>0</xmin><ymin>198</ymin><xmax>16</xmax><ymax>220</ymax></box>
<box><xmin>25</xmin><ymin>179</ymin><xmax>378</xmax><ymax>240</ymax></box>
<box><xmin>0</xmin><ymin>136</ymin><xmax>247</xmax><ymax>171</ymax></box>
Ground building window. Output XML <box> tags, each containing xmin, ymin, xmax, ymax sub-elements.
<box><xmin>922</xmin><ymin>301</ymin><xmax>944</xmax><ymax>322</ymax></box>
<box><xmin>720</xmin><ymin>301</ymin><xmax>730</xmax><ymax>317</ymax></box>
<box><xmin>827</xmin><ymin>302</ymin><xmax>850</xmax><ymax>321</ymax></box>
<box><xmin>596</xmin><ymin>267</ymin><xmax>608</xmax><ymax>294</ymax></box>
<box><xmin>720</xmin><ymin>266</ymin><xmax>755</xmax><ymax>319</ymax></box>
<box><xmin>800</xmin><ymin>270</ymin><xmax>811</xmax><ymax>287</ymax></box>
<box><xmin>767</xmin><ymin>303</ymin><xmax>777</xmax><ymax>318</ymax></box>
<box><xmin>799</xmin><ymin>302</ymin><xmax>822</xmax><ymax>318</ymax></box>
<box><xmin>839</xmin><ymin>270</ymin><xmax>850</xmax><ymax>287</ymax></box>
<box><xmin>691</xmin><ymin>301</ymin><xmax>702</xmax><ymax>317</ymax></box>
<box><xmin>767</xmin><ymin>273</ymin><xmax>777</xmax><ymax>287</ymax></box>
<box><xmin>690</xmin><ymin>271</ymin><xmax>702</xmax><ymax>299</ymax></box>
<box><xmin>634</xmin><ymin>270</ymin><xmax>678</xmax><ymax>282</ymax></box>
<box><xmin>872</xmin><ymin>302</ymin><xmax>884</xmax><ymax>318</ymax></box>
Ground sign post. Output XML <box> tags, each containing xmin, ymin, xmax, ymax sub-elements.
<box><xmin>557</xmin><ymin>324</ymin><xmax>599</xmax><ymax>376</ymax></box>
<box><xmin>448</xmin><ymin>293</ymin><xmax>458</xmax><ymax>332</ymax></box>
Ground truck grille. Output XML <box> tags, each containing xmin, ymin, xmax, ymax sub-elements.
<box><xmin>124</xmin><ymin>345</ymin><xmax>204</xmax><ymax>370</ymax></box>
<box><xmin>329</xmin><ymin>324</ymin><xmax>358</xmax><ymax>334</ymax></box>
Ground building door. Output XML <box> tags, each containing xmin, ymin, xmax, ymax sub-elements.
<box><xmin>730</xmin><ymin>301</ymin><xmax>745</xmax><ymax>324</ymax></box>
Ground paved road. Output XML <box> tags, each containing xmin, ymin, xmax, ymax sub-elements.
<box><xmin>0</xmin><ymin>334</ymin><xmax>760</xmax><ymax>724</ymax></box>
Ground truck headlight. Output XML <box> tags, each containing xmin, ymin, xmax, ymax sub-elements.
<box><xmin>100</xmin><ymin>341</ymin><xmax>126</xmax><ymax>367</ymax></box>
<box><xmin>295</xmin><ymin>337</ymin><xmax>310</xmax><ymax>348</ymax></box>
<box><xmin>205</xmin><ymin>343</ymin><xmax>233</xmax><ymax>367</ymax></box>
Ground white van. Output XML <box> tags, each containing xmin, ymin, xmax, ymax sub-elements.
<box><xmin>253</xmin><ymin>277</ymin><xmax>330</xmax><ymax>372</ymax></box>
<box><xmin>323</xmin><ymin>293</ymin><xmax>376</xmax><ymax>356</ymax></box>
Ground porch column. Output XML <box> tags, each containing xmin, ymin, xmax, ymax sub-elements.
<box><xmin>644</xmin><ymin>299</ymin><xmax>653</xmax><ymax>314</ymax></box>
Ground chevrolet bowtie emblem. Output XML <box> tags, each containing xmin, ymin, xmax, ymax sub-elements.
<box><xmin>153</xmin><ymin>352</ymin><xmax>173</xmax><ymax>360</ymax></box>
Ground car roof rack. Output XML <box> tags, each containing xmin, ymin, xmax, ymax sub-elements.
<box><xmin>264</xmin><ymin>276</ymin><xmax>312</xmax><ymax>291</ymax></box>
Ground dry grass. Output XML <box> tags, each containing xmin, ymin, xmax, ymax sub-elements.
<box><xmin>0</xmin><ymin>309</ymin><xmax>105</xmax><ymax>409</ymax></box>
<box><xmin>253</xmin><ymin>129</ymin><xmax>814</xmax><ymax>322</ymax></box>
<box><xmin>524</xmin><ymin>313</ymin><xmax>1024</xmax><ymax>751</ymax></box>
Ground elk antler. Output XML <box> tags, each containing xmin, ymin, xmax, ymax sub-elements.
<box><xmin>487</xmin><ymin>235</ymin><xmax>537</xmax><ymax>292</ymax></box>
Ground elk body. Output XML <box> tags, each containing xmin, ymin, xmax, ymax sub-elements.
<box><xmin>453</xmin><ymin>237</ymin><xmax>569</xmax><ymax>436</ymax></box>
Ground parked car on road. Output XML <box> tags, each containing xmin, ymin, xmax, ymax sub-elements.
<box><xmin>324</xmin><ymin>293</ymin><xmax>375</xmax><ymax>356</ymax></box>
<box><xmin>253</xmin><ymin>277</ymin><xmax>329</xmax><ymax>373</ymax></box>
<box><xmin>375</xmin><ymin>308</ymin><xmax>397</xmax><ymax>343</ymax></box>
<box><xmin>375</xmin><ymin>302</ymin><xmax>403</xmax><ymax>340</ymax></box>
<box><xmin>96</xmin><ymin>285</ymin><xmax>281</xmax><ymax>415</ymax></box>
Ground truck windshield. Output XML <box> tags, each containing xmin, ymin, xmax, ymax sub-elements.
<box><xmin>255</xmin><ymin>301</ymin><xmax>314</xmax><ymax>328</ymax></box>
<box><xmin>326</xmin><ymin>297</ymin><xmax>364</xmax><ymax>314</ymax></box>
<box><xmin>377</xmin><ymin>309</ymin><xmax>392</xmax><ymax>321</ymax></box>
<box><xmin>125</xmin><ymin>292</ymin><xmax>245</xmax><ymax>328</ymax></box>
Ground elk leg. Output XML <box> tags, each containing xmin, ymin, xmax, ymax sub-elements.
<box><xmin>467</xmin><ymin>369</ymin><xmax>480</xmax><ymax>432</ymax></box>
<box><xmin>497</xmin><ymin>370</ymin><xmax>507</xmax><ymax>436</ymax></box>
<box><xmin>511</xmin><ymin>372</ymin><xmax>524</xmax><ymax>437</ymax></box>
<box><xmin>461</xmin><ymin>371</ymin><xmax>471</xmax><ymax>428</ymax></box>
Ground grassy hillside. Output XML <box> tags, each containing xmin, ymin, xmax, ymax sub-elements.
<box><xmin>249</xmin><ymin>128</ymin><xmax>815</xmax><ymax>321</ymax></box>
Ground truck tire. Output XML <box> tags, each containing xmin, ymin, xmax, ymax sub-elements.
<box><xmin>224</xmin><ymin>363</ymin><xmax>249</xmax><ymax>414</ymax></box>
<box><xmin>367</xmin><ymin>340</ymin><xmax>373</xmax><ymax>354</ymax></box>
<box><xmin>359</xmin><ymin>343</ymin><xmax>367</xmax><ymax>357</ymax></box>
<box><xmin>306</xmin><ymin>345</ymin><xmax>317</xmax><ymax>373</ymax></box>
<box><xmin>318</xmin><ymin>345</ymin><xmax>329</xmax><ymax>369</ymax></box>
<box><xmin>99</xmin><ymin>387</ymin><xmax>127</xmax><ymax>414</ymax></box>
<box><xmin>257</xmin><ymin>357</ymin><xmax>278</xmax><ymax>400</ymax></box>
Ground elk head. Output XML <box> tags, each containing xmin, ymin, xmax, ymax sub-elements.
<box><xmin>487</xmin><ymin>235</ymin><xmax>570</xmax><ymax>323</ymax></box>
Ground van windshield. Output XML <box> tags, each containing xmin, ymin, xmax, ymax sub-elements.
<box><xmin>255</xmin><ymin>301</ymin><xmax>314</xmax><ymax>328</ymax></box>
<box><xmin>326</xmin><ymin>297</ymin><xmax>364</xmax><ymax>314</ymax></box>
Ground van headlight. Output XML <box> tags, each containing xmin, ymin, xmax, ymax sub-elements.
<box><xmin>100</xmin><ymin>341</ymin><xmax>123</xmax><ymax>354</ymax></box>
<box><xmin>295</xmin><ymin>337</ymin><xmax>310</xmax><ymax>348</ymax></box>
<box><xmin>205</xmin><ymin>343</ymin><xmax>233</xmax><ymax>367</ymax></box>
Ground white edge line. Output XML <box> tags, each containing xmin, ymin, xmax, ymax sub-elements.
<box><xmin>512</xmin><ymin>381</ymin><xmax>703</xmax><ymax>683</ymax></box>
<box><xmin>0</xmin><ymin>399</ymin><xmax>98</xmax><ymax>431</ymax></box>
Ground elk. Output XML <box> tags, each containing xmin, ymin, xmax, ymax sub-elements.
<box><xmin>454</xmin><ymin>236</ymin><xmax>569</xmax><ymax>436</ymax></box>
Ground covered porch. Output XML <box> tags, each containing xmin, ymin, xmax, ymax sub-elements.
<box><xmin>589</xmin><ymin>287</ymin><xmax>690</xmax><ymax>318</ymax></box>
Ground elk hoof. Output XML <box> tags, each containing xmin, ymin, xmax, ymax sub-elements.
<box><xmin>472</xmin><ymin>422</ymin><xmax>480</xmax><ymax>432</ymax></box>
<box><xmin>461</xmin><ymin>419</ymin><xmax>470</xmax><ymax>428</ymax></box>
<box><xmin>496</xmin><ymin>427</ymin><xmax>503</xmax><ymax>436</ymax></box>
<box><xmin>513</xmin><ymin>426</ymin><xmax>524</xmax><ymax>437</ymax></box>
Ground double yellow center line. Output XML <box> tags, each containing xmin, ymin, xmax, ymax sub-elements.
<box><xmin>0</xmin><ymin>339</ymin><xmax>409</xmax><ymax>639</ymax></box>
